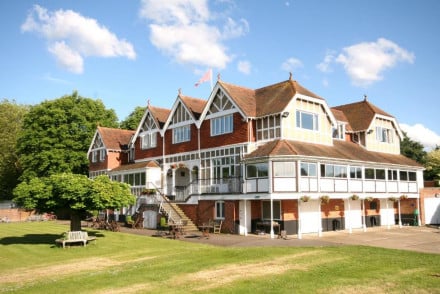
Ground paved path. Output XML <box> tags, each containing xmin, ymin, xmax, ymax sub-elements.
<box><xmin>119</xmin><ymin>225</ymin><xmax>440</xmax><ymax>254</ymax></box>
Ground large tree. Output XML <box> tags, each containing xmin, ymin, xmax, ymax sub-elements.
<box><xmin>400</xmin><ymin>131</ymin><xmax>427</xmax><ymax>164</ymax></box>
<box><xmin>425</xmin><ymin>148</ymin><xmax>440</xmax><ymax>182</ymax></box>
<box><xmin>119</xmin><ymin>106</ymin><xmax>146</xmax><ymax>130</ymax></box>
<box><xmin>0</xmin><ymin>100</ymin><xmax>28</xmax><ymax>200</ymax></box>
<box><xmin>17</xmin><ymin>92</ymin><xmax>118</xmax><ymax>180</ymax></box>
<box><xmin>13</xmin><ymin>174</ymin><xmax>135</xmax><ymax>230</ymax></box>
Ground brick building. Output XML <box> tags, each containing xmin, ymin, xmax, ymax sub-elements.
<box><xmin>88</xmin><ymin>75</ymin><xmax>424</xmax><ymax>237</ymax></box>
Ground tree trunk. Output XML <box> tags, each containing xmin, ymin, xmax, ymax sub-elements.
<box><xmin>70</xmin><ymin>210</ymin><xmax>82</xmax><ymax>231</ymax></box>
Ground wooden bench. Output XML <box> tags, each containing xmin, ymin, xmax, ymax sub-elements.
<box><xmin>55</xmin><ymin>231</ymin><xmax>97</xmax><ymax>248</ymax></box>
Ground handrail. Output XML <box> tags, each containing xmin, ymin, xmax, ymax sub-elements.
<box><xmin>147</xmin><ymin>182</ymin><xmax>182</xmax><ymax>224</ymax></box>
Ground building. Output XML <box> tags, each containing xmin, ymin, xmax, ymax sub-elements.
<box><xmin>88</xmin><ymin>75</ymin><xmax>424</xmax><ymax>237</ymax></box>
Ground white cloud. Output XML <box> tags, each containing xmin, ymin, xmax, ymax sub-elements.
<box><xmin>237</xmin><ymin>60</ymin><xmax>251</xmax><ymax>74</ymax></box>
<box><xmin>281</xmin><ymin>57</ymin><xmax>303</xmax><ymax>72</ymax></box>
<box><xmin>336</xmin><ymin>38</ymin><xmax>414</xmax><ymax>86</ymax></box>
<box><xmin>21</xmin><ymin>5</ymin><xmax>136</xmax><ymax>74</ymax></box>
<box><xmin>400</xmin><ymin>123</ymin><xmax>440</xmax><ymax>150</ymax></box>
<box><xmin>317</xmin><ymin>50</ymin><xmax>336</xmax><ymax>73</ymax></box>
<box><xmin>222</xmin><ymin>18</ymin><xmax>249</xmax><ymax>39</ymax></box>
<box><xmin>139</xmin><ymin>0</ymin><xmax>248</xmax><ymax>70</ymax></box>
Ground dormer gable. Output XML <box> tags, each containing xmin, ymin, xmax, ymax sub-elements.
<box><xmin>333</xmin><ymin>98</ymin><xmax>403</xmax><ymax>139</ymax></box>
<box><xmin>87</xmin><ymin>126</ymin><xmax>134</xmax><ymax>161</ymax></box>
<box><xmin>163</xmin><ymin>94</ymin><xmax>206</xmax><ymax>132</ymax></box>
<box><xmin>131</xmin><ymin>105</ymin><xmax>170</xmax><ymax>146</ymax></box>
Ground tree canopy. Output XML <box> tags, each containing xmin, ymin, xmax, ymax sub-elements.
<box><xmin>400</xmin><ymin>132</ymin><xmax>427</xmax><ymax>164</ymax></box>
<box><xmin>119</xmin><ymin>106</ymin><xmax>146</xmax><ymax>130</ymax></box>
<box><xmin>16</xmin><ymin>92</ymin><xmax>118</xmax><ymax>180</ymax></box>
<box><xmin>425</xmin><ymin>148</ymin><xmax>440</xmax><ymax>182</ymax></box>
<box><xmin>0</xmin><ymin>100</ymin><xmax>28</xmax><ymax>200</ymax></box>
<box><xmin>13</xmin><ymin>174</ymin><xmax>135</xmax><ymax>230</ymax></box>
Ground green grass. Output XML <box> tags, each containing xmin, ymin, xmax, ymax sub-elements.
<box><xmin>1</xmin><ymin>222</ymin><xmax>439</xmax><ymax>293</ymax></box>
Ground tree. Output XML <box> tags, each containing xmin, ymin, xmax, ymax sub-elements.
<box><xmin>0</xmin><ymin>100</ymin><xmax>28</xmax><ymax>200</ymax></box>
<box><xmin>400</xmin><ymin>131</ymin><xmax>427</xmax><ymax>164</ymax></box>
<box><xmin>13</xmin><ymin>174</ymin><xmax>135</xmax><ymax>231</ymax></box>
<box><xmin>425</xmin><ymin>149</ymin><xmax>440</xmax><ymax>182</ymax></box>
<box><xmin>16</xmin><ymin>92</ymin><xmax>119</xmax><ymax>180</ymax></box>
<box><xmin>119</xmin><ymin>106</ymin><xmax>146</xmax><ymax>130</ymax></box>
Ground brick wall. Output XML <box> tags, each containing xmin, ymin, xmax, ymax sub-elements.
<box><xmin>200</xmin><ymin>113</ymin><xmax>251</xmax><ymax>149</ymax></box>
<box><xmin>0</xmin><ymin>209</ymin><xmax>33</xmax><ymax>222</ymax></box>
<box><xmin>134</xmin><ymin>136</ymin><xmax>164</xmax><ymax>160</ymax></box>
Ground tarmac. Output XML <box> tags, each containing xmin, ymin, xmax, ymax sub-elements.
<box><xmin>118</xmin><ymin>224</ymin><xmax>440</xmax><ymax>255</ymax></box>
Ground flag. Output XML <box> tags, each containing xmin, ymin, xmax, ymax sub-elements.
<box><xmin>194</xmin><ymin>68</ymin><xmax>212</xmax><ymax>87</ymax></box>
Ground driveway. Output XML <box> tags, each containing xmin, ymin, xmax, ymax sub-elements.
<box><xmin>121</xmin><ymin>225</ymin><xmax>440</xmax><ymax>254</ymax></box>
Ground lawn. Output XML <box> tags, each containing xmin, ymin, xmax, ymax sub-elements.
<box><xmin>0</xmin><ymin>222</ymin><xmax>439</xmax><ymax>294</ymax></box>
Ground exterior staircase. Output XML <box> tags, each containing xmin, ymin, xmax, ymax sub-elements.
<box><xmin>136</xmin><ymin>190</ymin><xmax>198</xmax><ymax>233</ymax></box>
<box><xmin>158</xmin><ymin>200</ymin><xmax>198</xmax><ymax>233</ymax></box>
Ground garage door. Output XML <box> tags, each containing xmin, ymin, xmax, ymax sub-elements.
<box><xmin>345</xmin><ymin>199</ymin><xmax>363</xmax><ymax>229</ymax></box>
<box><xmin>380</xmin><ymin>199</ymin><xmax>395</xmax><ymax>226</ymax></box>
<box><xmin>424</xmin><ymin>198</ymin><xmax>440</xmax><ymax>225</ymax></box>
<box><xmin>300</xmin><ymin>200</ymin><xmax>321</xmax><ymax>234</ymax></box>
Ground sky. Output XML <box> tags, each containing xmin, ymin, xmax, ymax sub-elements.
<box><xmin>1</xmin><ymin>0</ymin><xmax>440</xmax><ymax>150</ymax></box>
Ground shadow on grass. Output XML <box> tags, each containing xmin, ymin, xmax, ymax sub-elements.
<box><xmin>0</xmin><ymin>234</ymin><xmax>62</xmax><ymax>245</ymax></box>
<box><xmin>0</xmin><ymin>231</ymin><xmax>105</xmax><ymax>246</ymax></box>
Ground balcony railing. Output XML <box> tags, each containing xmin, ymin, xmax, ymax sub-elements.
<box><xmin>171</xmin><ymin>177</ymin><xmax>243</xmax><ymax>201</ymax></box>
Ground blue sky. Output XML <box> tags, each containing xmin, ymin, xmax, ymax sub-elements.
<box><xmin>1</xmin><ymin>0</ymin><xmax>440</xmax><ymax>149</ymax></box>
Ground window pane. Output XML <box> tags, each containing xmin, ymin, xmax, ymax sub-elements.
<box><xmin>309</xmin><ymin>164</ymin><xmax>316</xmax><ymax>176</ymax></box>
<box><xmin>408</xmin><ymin>172</ymin><xmax>416</xmax><ymax>181</ymax></box>
<box><xmin>400</xmin><ymin>171</ymin><xmax>408</xmax><ymax>181</ymax></box>
<box><xmin>246</xmin><ymin>165</ymin><xmax>257</xmax><ymax>178</ymax></box>
<box><xmin>302</xmin><ymin>113</ymin><xmax>314</xmax><ymax>130</ymax></box>
<box><xmin>376</xmin><ymin>169</ymin><xmax>385</xmax><ymax>180</ymax></box>
<box><xmin>365</xmin><ymin>168</ymin><xmax>375</xmax><ymax>179</ymax></box>
<box><xmin>257</xmin><ymin>163</ymin><xmax>268</xmax><ymax>177</ymax></box>
<box><xmin>274</xmin><ymin>162</ymin><xmax>295</xmax><ymax>177</ymax></box>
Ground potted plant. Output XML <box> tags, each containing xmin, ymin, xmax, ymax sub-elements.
<box><xmin>400</xmin><ymin>194</ymin><xmax>408</xmax><ymax>200</ymax></box>
<box><xmin>350</xmin><ymin>194</ymin><xmax>359</xmax><ymax>200</ymax></box>
<box><xmin>388</xmin><ymin>197</ymin><xmax>398</xmax><ymax>202</ymax></box>
<box><xmin>365</xmin><ymin>197</ymin><xmax>374</xmax><ymax>202</ymax></box>
<box><xmin>300</xmin><ymin>195</ymin><xmax>310</xmax><ymax>202</ymax></box>
<box><xmin>320</xmin><ymin>195</ymin><xmax>330</xmax><ymax>204</ymax></box>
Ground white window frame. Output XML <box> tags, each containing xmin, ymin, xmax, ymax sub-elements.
<box><xmin>332</xmin><ymin>124</ymin><xmax>345</xmax><ymax>140</ymax></box>
<box><xmin>300</xmin><ymin>162</ymin><xmax>317</xmax><ymax>177</ymax></box>
<box><xmin>215</xmin><ymin>201</ymin><xmax>225</xmax><ymax>219</ymax></box>
<box><xmin>173</xmin><ymin>126</ymin><xmax>191</xmax><ymax>144</ymax></box>
<box><xmin>141</xmin><ymin>132</ymin><xmax>157</xmax><ymax>149</ymax></box>
<box><xmin>92</xmin><ymin>151</ymin><xmax>97</xmax><ymax>163</ymax></box>
<box><xmin>211</xmin><ymin>114</ymin><xmax>233</xmax><ymax>136</ymax></box>
<box><xmin>376</xmin><ymin>127</ymin><xmax>393</xmax><ymax>143</ymax></box>
<box><xmin>296</xmin><ymin>110</ymin><xmax>319</xmax><ymax>131</ymax></box>
<box><xmin>99</xmin><ymin>149</ymin><xmax>106</xmax><ymax>162</ymax></box>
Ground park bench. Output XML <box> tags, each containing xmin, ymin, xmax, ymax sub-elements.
<box><xmin>55</xmin><ymin>231</ymin><xmax>97</xmax><ymax>248</ymax></box>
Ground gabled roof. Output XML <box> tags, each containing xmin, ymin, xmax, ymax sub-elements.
<box><xmin>245</xmin><ymin>139</ymin><xmax>422</xmax><ymax>168</ymax></box>
<box><xmin>180</xmin><ymin>94</ymin><xmax>207</xmax><ymax>120</ymax></box>
<box><xmin>330</xmin><ymin>108</ymin><xmax>353</xmax><ymax>132</ymax></box>
<box><xmin>97</xmin><ymin>126</ymin><xmax>134</xmax><ymax>151</ymax></box>
<box><xmin>333</xmin><ymin>99</ymin><xmax>393</xmax><ymax>132</ymax></box>
<box><xmin>218</xmin><ymin>78</ymin><xmax>323</xmax><ymax>118</ymax></box>
<box><xmin>148</xmin><ymin>105</ymin><xmax>171</xmax><ymax>128</ymax></box>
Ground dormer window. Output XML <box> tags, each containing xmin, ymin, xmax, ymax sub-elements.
<box><xmin>141</xmin><ymin>132</ymin><xmax>157</xmax><ymax>149</ymax></box>
<box><xmin>91</xmin><ymin>151</ymin><xmax>97</xmax><ymax>163</ymax></box>
<box><xmin>376</xmin><ymin>127</ymin><xmax>393</xmax><ymax>143</ymax></box>
<box><xmin>99</xmin><ymin>150</ymin><xmax>106</xmax><ymax>161</ymax></box>
<box><xmin>332</xmin><ymin>124</ymin><xmax>345</xmax><ymax>140</ymax></box>
<box><xmin>173</xmin><ymin>126</ymin><xmax>190</xmax><ymax>143</ymax></box>
<box><xmin>296</xmin><ymin>110</ymin><xmax>319</xmax><ymax>131</ymax></box>
<box><xmin>211</xmin><ymin>114</ymin><xmax>233</xmax><ymax>136</ymax></box>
